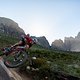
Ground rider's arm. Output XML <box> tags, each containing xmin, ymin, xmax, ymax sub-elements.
<box><xmin>11</xmin><ymin>41</ymin><xmax>22</xmax><ymax>48</ymax></box>
<box><xmin>11</xmin><ymin>36</ymin><xmax>26</xmax><ymax>48</ymax></box>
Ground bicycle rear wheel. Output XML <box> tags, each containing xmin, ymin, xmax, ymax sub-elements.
<box><xmin>3</xmin><ymin>50</ymin><xmax>28</xmax><ymax>68</ymax></box>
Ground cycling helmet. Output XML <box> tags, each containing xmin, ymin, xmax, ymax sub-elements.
<box><xmin>32</xmin><ymin>38</ymin><xmax>38</xmax><ymax>44</ymax></box>
<box><xmin>21</xmin><ymin>34</ymin><xmax>30</xmax><ymax>38</ymax></box>
<box><xmin>26</xmin><ymin>34</ymin><xmax>30</xmax><ymax>37</ymax></box>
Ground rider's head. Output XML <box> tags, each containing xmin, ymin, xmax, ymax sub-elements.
<box><xmin>21</xmin><ymin>34</ymin><xmax>30</xmax><ymax>38</ymax></box>
<box><xmin>26</xmin><ymin>34</ymin><xmax>30</xmax><ymax>37</ymax></box>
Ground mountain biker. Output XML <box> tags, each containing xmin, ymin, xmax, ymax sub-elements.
<box><xmin>1</xmin><ymin>34</ymin><xmax>37</xmax><ymax>68</ymax></box>
<box><xmin>11</xmin><ymin>34</ymin><xmax>36</xmax><ymax>49</ymax></box>
<box><xmin>2</xmin><ymin>34</ymin><xmax>37</xmax><ymax>56</ymax></box>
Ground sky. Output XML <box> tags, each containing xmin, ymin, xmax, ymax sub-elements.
<box><xmin>0</xmin><ymin>0</ymin><xmax>80</xmax><ymax>44</ymax></box>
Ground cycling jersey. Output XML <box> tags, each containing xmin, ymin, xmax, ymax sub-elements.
<box><xmin>20</xmin><ymin>35</ymin><xmax>33</xmax><ymax>48</ymax></box>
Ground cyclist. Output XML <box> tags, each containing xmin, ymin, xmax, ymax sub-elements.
<box><xmin>11</xmin><ymin>34</ymin><xmax>36</xmax><ymax>49</ymax></box>
<box><xmin>2</xmin><ymin>34</ymin><xmax>37</xmax><ymax>56</ymax></box>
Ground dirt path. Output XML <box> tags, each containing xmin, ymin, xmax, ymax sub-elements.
<box><xmin>9</xmin><ymin>68</ymin><xmax>31</xmax><ymax>80</ymax></box>
<box><xmin>0</xmin><ymin>63</ymin><xmax>11</xmax><ymax>80</ymax></box>
<box><xmin>0</xmin><ymin>57</ymin><xmax>31</xmax><ymax>80</ymax></box>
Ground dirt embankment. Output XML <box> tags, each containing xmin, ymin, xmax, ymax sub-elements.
<box><xmin>9</xmin><ymin>68</ymin><xmax>31</xmax><ymax>80</ymax></box>
<box><xmin>0</xmin><ymin>57</ymin><xmax>31</xmax><ymax>80</ymax></box>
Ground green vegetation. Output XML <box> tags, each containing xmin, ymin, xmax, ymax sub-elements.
<box><xmin>0</xmin><ymin>34</ymin><xmax>19</xmax><ymax>48</ymax></box>
<box><xmin>19</xmin><ymin>46</ymin><xmax>80</xmax><ymax>79</ymax></box>
<box><xmin>0</xmin><ymin>34</ymin><xmax>80</xmax><ymax>79</ymax></box>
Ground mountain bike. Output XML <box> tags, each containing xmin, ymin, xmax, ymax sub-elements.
<box><xmin>0</xmin><ymin>46</ymin><xmax>32</xmax><ymax>68</ymax></box>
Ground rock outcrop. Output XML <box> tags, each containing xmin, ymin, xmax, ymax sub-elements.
<box><xmin>0</xmin><ymin>17</ymin><xmax>25</xmax><ymax>37</ymax></box>
<box><xmin>51</xmin><ymin>39</ymin><xmax>64</xmax><ymax>50</ymax></box>
<box><xmin>32</xmin><ymin>36</ymin><xmax>50</xmax><ymax>48</ymax></box>
<box><xmin>51</xmin><ymin>32</ymin><xmax>80</xmax><ymax>52</ymax></box>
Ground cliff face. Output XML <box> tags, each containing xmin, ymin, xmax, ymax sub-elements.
<box><xmin>37</xmin><ymin>36</ymin><xmax>50</xmax><ymax>48</ymax></box>
<box><xmin>64</xmin><ymin>34</ymin><xmax>80</xmax><ymax>52</ymax></box>
<box><xmin>0</xmin><ymin>17</ymin><xmax>25</xmax><ymax>37</ymax></box>
<box><xmin>32</xmin><ymin>36</ymin><xmax>50</xmax><ymax>49</ymax></box>
<box><xmin>51</xmin><ymin>32</ymin><xmax>80</xmax><ymax>52</ymax></box>
<box><xmin>51</xmin><ymin>39</ymin><xmax>64</xmax><ymax>50</ymax></box>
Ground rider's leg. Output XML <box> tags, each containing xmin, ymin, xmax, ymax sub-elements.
<box><xmin>25</xmin><ymin>45</ymin><xmax>30</xmax><ymax>49</ymax></box>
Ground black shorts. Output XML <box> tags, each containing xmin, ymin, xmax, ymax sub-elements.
<box><xmin>19</xmin><ymin>37</ymin><xmax>26</xmax><ymax>46</ymax></box>
<box><xmin>28</xmin><ymin>43</ymin><xmax>32</xmax><ymax>48</ymax></box>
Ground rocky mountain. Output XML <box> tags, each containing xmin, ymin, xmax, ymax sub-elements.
<box><xmin>36</xmin><ymin>36</ymin><xmax>50</xmax><ymax>48</ymax></box>
<box><xmin>75</xmin><ymin>32</ymin><xmax>80</xmax><ymax>39</ymax></box>
<box><xmin>51</xmin><ymin>39</ymin><xmax>64</xmax><ymax>50</ymax></box>
<box><xmin>0</xmin><ymin>17</ymin><xmax>25</xmax><ymax>37</ymax></box>
<box><xmin>0</xmin><ymin>17</ymin><xmax>50</xmax><ymax>48</ymax></box>
<box><xmin>32</xmin><ymin>36</ymin><xmax>50</xmax><ymax>49</ymax></box>
<box><xmin>2</xmin><ymin>17</ymin><xmax>80</xmax><ymax>51</ymax></box>
<box><xmin>51</xmin><ymin>32</ymin><xmax>80</xmax><ymax>52</ymax></box>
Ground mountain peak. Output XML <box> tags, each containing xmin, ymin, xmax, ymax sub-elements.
<box><xmin>0</xmin><ymin>17</ymin><xmax>25</xmax><ymax>37</ymax></box>
<box><xmin>75</xmin><ymin>32</ymin><xmax>80</xmax><ymax>39</ymax></box>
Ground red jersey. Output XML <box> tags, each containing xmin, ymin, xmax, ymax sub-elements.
<box><xmin>25</xmin><ymin>36</ymin><xmax>33</xmax><ymax>48</ymax></box>
<box><xmin>25</xmin><ymin>36</ymin><xmax>33</xmax><ymax>44</ymax></box>
<box><xmin>21</xmin><ymin>34</ymin><xmax>33</xmax><ymax>47</ymax></box>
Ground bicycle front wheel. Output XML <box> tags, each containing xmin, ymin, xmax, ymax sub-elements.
<box><xmin>3</xmin><ymin>50</ymin><xmax>28</xmax><ymax>68</ymax></box>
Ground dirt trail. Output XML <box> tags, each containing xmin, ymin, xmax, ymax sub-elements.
<box><xmin>9</xmin><ymin>68</ymin><xmax>31</xmax><ymax>80</ymax></box>
<box><xmin>0</xmin><ymin>57</ymin><xmax>31</xmax><ymax>80</ymax></box>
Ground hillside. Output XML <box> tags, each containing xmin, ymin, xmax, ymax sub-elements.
<box><xmin>18</xmin><ymin>49</ymin><xmax>80</xmax><ymax>80</ymax></box>
<box><xmin>0</xmin><ymin>34</ymin><xmax>19</xmax><ymax>48</ymax></box>
<box><xmin>0</xmin><ymin>34</ymin><xmax>80</xmax><ymax>80</ymax></box>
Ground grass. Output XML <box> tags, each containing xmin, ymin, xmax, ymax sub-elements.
<box><xmin>0</xmin><ymin>33</ymin><xmax>19</xmax><ymax>48</ymax></box>
<box><xmin>27</xmin><ymin>49</ymin><xmax>80</xmax><ymax>78</ymax></box>
<box><xmin>0</xmin><ymin>34</ymin><xmax>80</xmax><ymax>79</ymax></box>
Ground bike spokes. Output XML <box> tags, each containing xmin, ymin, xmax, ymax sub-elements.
<box><xmin>4</xmin><ymin>51</ymin><xmax>28</xmax><ymax>68</ymax></box>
